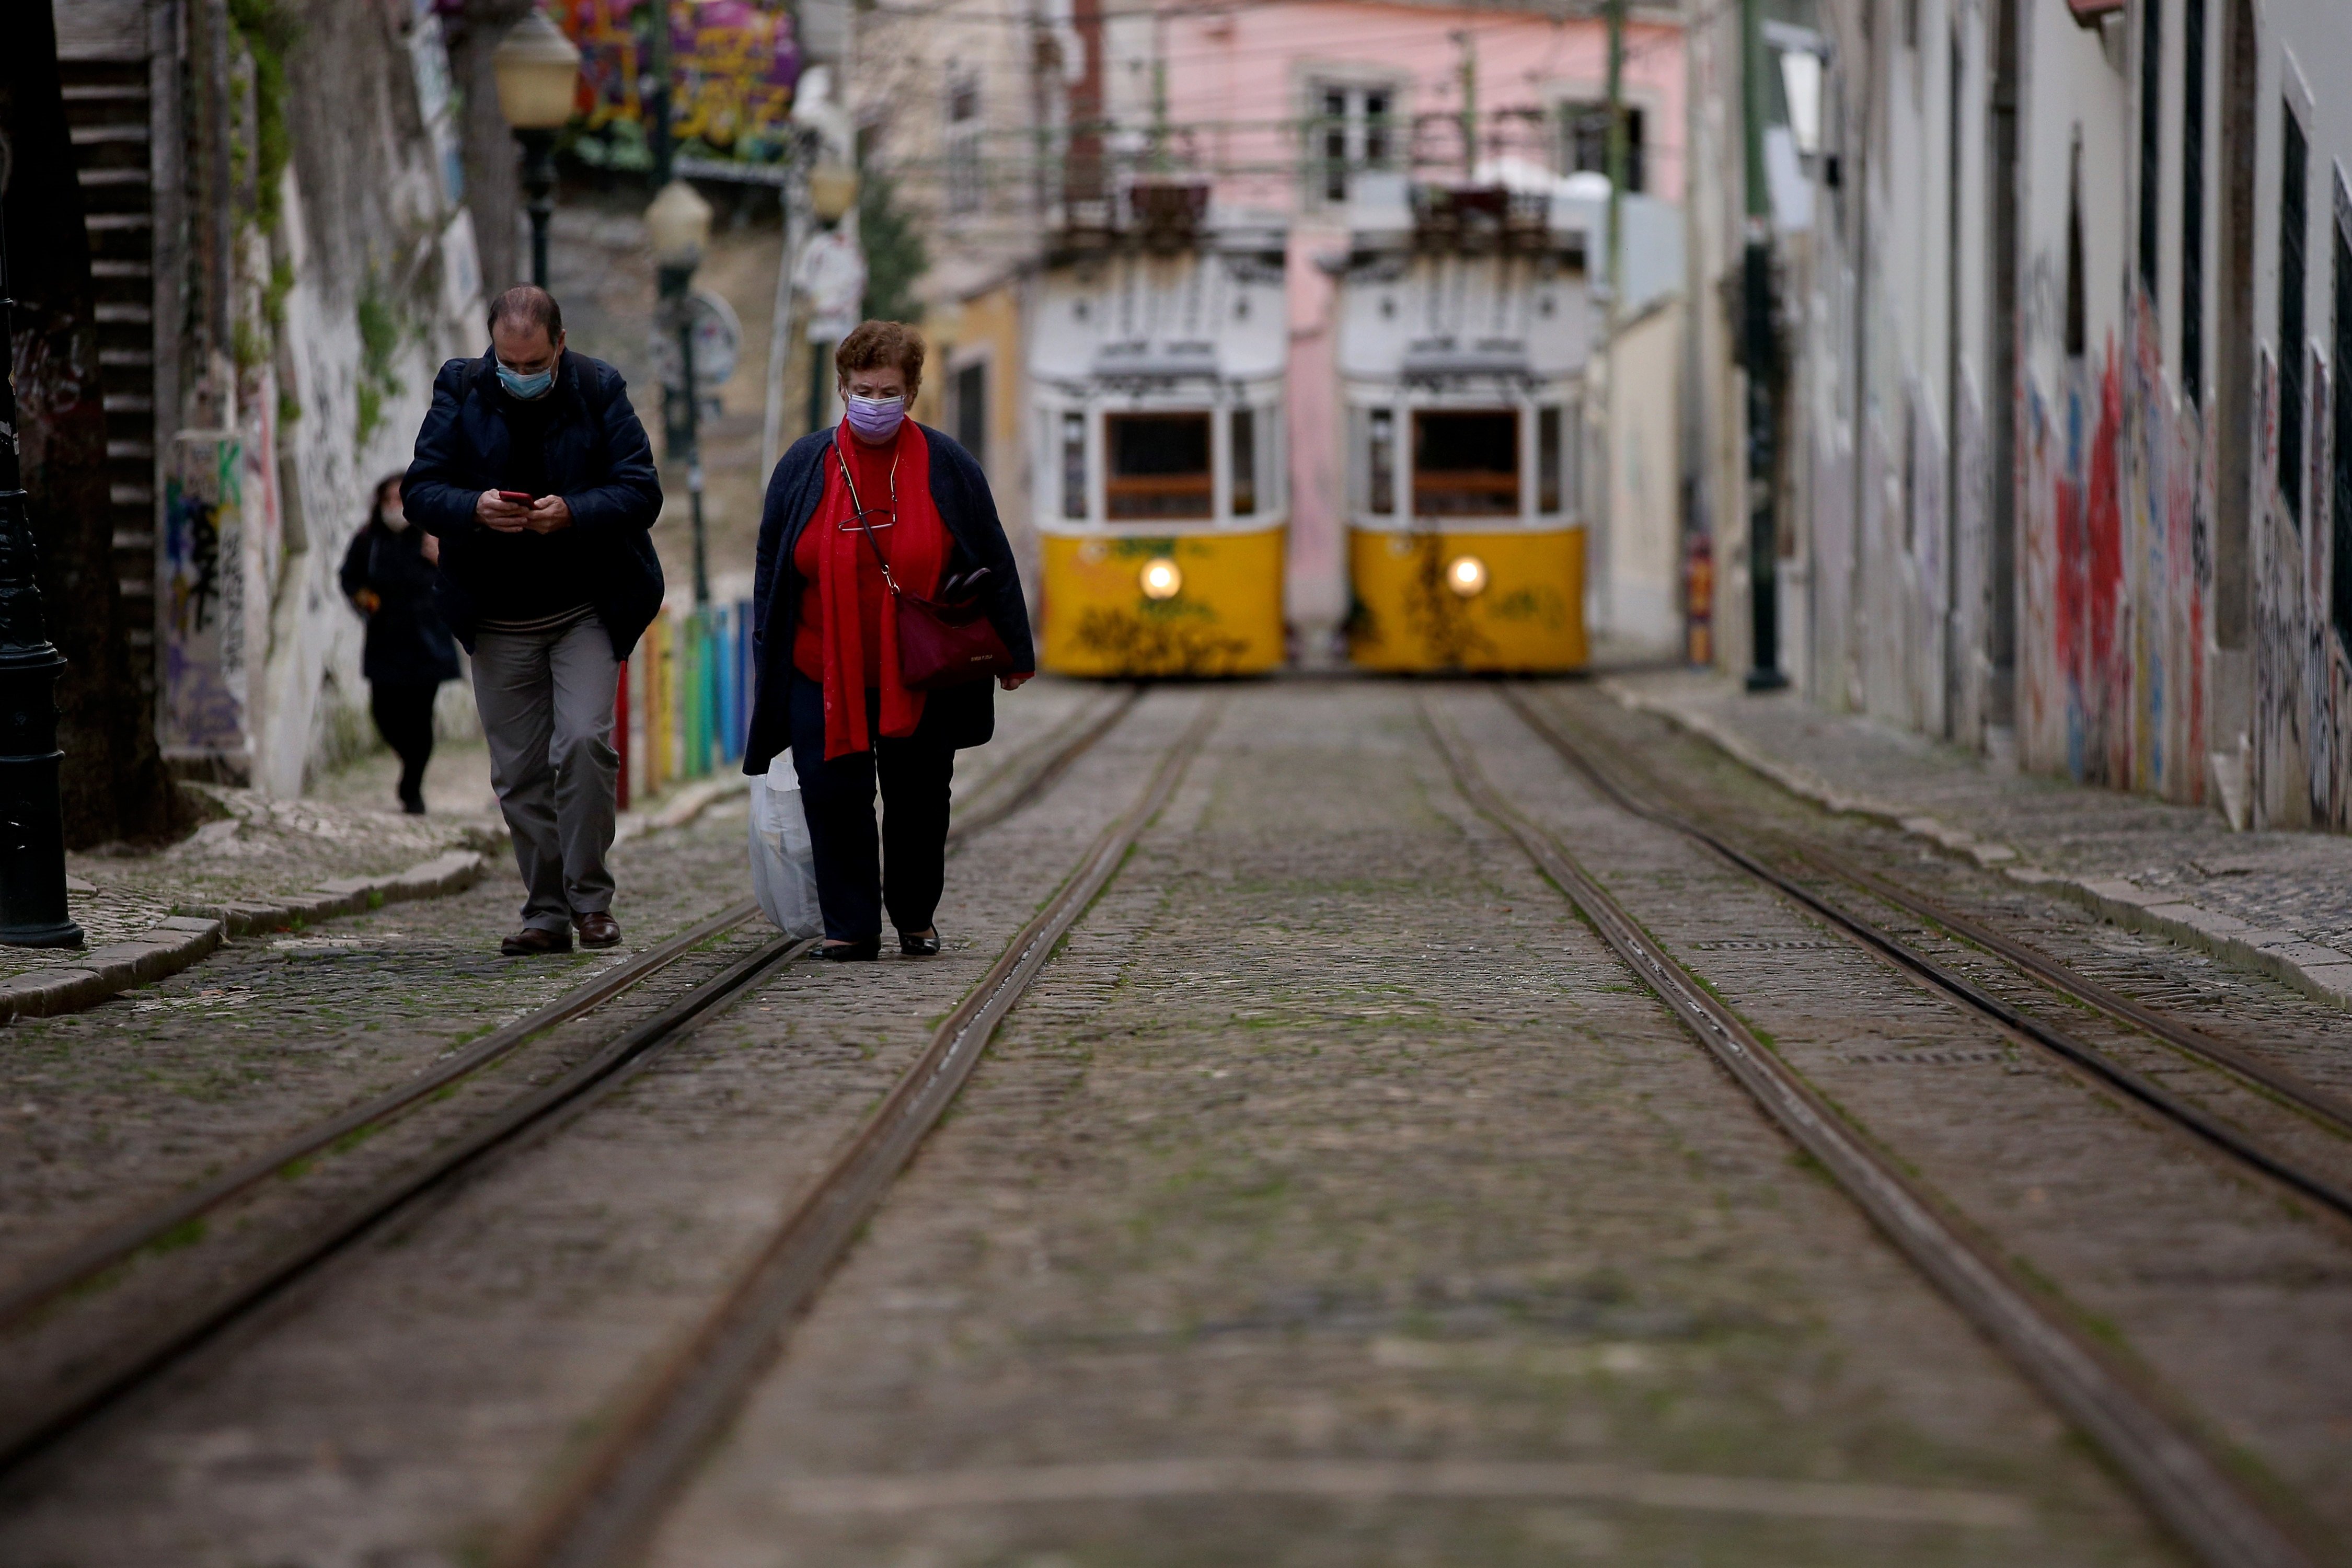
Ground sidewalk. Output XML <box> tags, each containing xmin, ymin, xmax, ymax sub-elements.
<box><xmin>1604</xmin><ymin>668</ymin><xmax>2352</xmax><ymax>1008</ymax></box>
<box><xmin>19</xmin><ymin>736</ymin><xmax>747</xmax><ymax>1024</ymax></box>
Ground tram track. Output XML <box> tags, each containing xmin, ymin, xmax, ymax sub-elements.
<box><xmin>1425</xmin><ymin>691</ymin><xmax>2321</xmax><ymax>1568</ymax></box>
<box><xmin>0</xmin><ymin>684</ymin><xmax>1144</xmax><ymax>1478</ymax></box>
<box><xmin>491</xmin><ymin>695</ymin><xmax>1220</xmax><ymax>1568</ymax></box>
<box><xmin>1501</xmin><ymin>685</ymin><xmax>2352</xmax><ymax>1218</ymax></box>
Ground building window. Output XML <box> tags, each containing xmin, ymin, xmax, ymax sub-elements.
<box><xmin>1310</xmin><ymin>82</ymin><xmax>1395</xmax><ymax>204</ymax></box>
<box><xmin>2138</xmin><ymin>0</ymin><xmax>2162</xmax><ymax>295</ymax></box>
<box><xmin>1413</xmin><ymin>410</ymin><xmax>1519</xmax><ymax>517</ymax></box>
<box><xmin>954</xmin><ymin>361</ymin><xmax>986</xmax><ymax>466</ymax></box>
<box><xmin>1106</xmin><ymin>412</ymin><xmax>1214</xmax><ymax>521</ymax></box>
<box><xmin>1230</xmin><ymin>407</ymin><xmax>1258</xmax><ymax>517</ymax></box>
<box><xmin>1061</xmin><ymin>411</ymin><xmax>1087</xmax><ymax>520</ymax></box>
<box><xmin>2182</xmin><ymin>0</ymin><xmax>2206</xmax><ymax>403</ymax></box>
<box><xmin>2065</xmin><ymin>137</ymin><xmax>2088</xmax><ymax>358</ymax></box>
<box><xmin>2331</xmin><ymin>195</ymin><xmax>2352</xmax><ymax>653</ymax></box>
<box><xmin>946</xmin><ymin>72</ymin><xmax>982</xmax><ymax>215</ymax></box>
<box><xmin>2280</xmin><ymin>101</ymin><xmax>2308</xmax><ymax>524</ymax></box>
<box><xmin>1561</xmin><ymin>102</ymin><xmax>1645</xmax><ymax>193</ymax></box>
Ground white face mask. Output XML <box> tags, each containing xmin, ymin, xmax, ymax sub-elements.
<box><xmin>382</xmin><ymin>505</ymin><xmax>410</xmax><ymax>533</ymax></box>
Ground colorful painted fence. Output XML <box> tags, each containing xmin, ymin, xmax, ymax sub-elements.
<box><xmin>616</xmin><ymin>598</ymin><xmax>758</xmax><ymax>810</ymax></box>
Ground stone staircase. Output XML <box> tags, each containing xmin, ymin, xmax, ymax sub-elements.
<box><xmin>58</xmin><ymin>54</ymin><xmax>160</xmax><ymax>713</ymax></box>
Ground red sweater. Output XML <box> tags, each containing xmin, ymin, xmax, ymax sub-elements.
<box><xmin>792</xmin><ymin>430</ymin><xmax>901</xmax><ymax>686</ymax></box>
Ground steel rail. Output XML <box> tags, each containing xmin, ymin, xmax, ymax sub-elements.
<box><xmin>0</xmin><ymin>933</ymin><xmax>812</xmax><ymax>1473</ymax></box>
<box><xmin>0</xmin><ymin>688</ymin><xmax>1145</xmax><ymax>1474</ymax></box>
<box><xmin>1500</xmin><ymin>687</ymin><xmax>2352</xmax><ymax>1224</ymax></box>
<box><xmin>0</xmin><ymin>685</ymin><xmax>1140</xmax><ymax>1338</ymax></box>
<box><xmin>1427</xmin><ymin>696</ymin><xmax>2315</xmax><ymax>1568</ymax></box>
<box><xmin>495</xmin><ymin>697</ymin><xmax>1223</xmax><ymax>1568</ymax></box>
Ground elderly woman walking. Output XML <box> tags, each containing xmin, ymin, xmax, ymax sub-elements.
<box><xmin>743</xmin><ymin>320</ymin><xmax>1035</xmax><ymax>960</ymax></box>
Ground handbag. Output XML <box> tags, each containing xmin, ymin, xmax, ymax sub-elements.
<box><xmin>831</xmin><ymin>440</ymin><xmax>1017</xmax><ymax>690</ymax></box>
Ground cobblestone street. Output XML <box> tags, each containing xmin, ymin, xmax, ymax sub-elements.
<box><xmin>12</xmin><ymin>679</ymin><xmax>2350</xmax><ymax>1565</ymax></box>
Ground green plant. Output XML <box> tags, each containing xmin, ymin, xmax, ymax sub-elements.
<box><xmin>858</xmin><ymin>167</ymin><xmax>929</xmax><ymax>324</ymax></box>
<box><xmin>354</xmin><ymin>284</ymin><xmax>405</xmax><ymax>445</ymax></box>
<box><xmin>226</xmin><ymin>0</ymin><xmax>297</xmax><ymax>233</ymax></box>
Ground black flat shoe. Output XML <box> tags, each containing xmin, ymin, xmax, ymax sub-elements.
<box><xmin>899</xmin><ymin>929</ymin><xmax>941</xmax><ymax>957</ymax></box>
<box><xmin>818</xmin><ymin>938</ymin><xmax>881</xmax><ymax>961</ymax></box>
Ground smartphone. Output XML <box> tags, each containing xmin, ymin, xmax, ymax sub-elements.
<box><xmin>496</xmin><ymin>490</ymin><xmax>534</xmax><ymax>504</ymax></box>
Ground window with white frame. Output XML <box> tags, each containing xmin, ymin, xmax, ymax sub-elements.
<box><xmin>946</xmin><ymin>71</ymin><xmax>982</xmax><ymax>215</ymax></box>
<box><xmin>1560</xmin><ymin>101</ymin><xmax>1645</xmax><ymax>193</ymax></box>
<box><xmin>1308</xmin><ymin>80</ymin><xmax>1398</xmax><ymax>205</ymax></box>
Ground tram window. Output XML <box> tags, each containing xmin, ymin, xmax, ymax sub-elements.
<box><xmin>1353</xmin><ymin>407</ymin><xmax>1396</xmax><ymax>516</ymax></box>
<box><xmin>1061</xmin><ymin>412</ymin><xmax>1087</xmax><ymax>520</ymax></box>
<box><xmin>1537</xmin><ymin>407</ymin><xmax>1562</xmax><ymax>514</ymax></box>
<box><xmin>1413</xmin><ymin>410</ymin><xmax>1519</xmax><ymax>516</ymax></box>
<box><xmin>1231</xmin><ymin>408</ymin><xmax>1258</xmax><ymax>516</ymax></box>
<box><xmin>1106</xmin><ymin>412</ymin><xmax>1214</xmax><ymax>521</ymax></box>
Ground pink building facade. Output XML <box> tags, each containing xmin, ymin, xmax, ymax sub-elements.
<box><xmin>1113</xmin><ymin>1</ymin><xmax>1686</xmax><ymax>643</ymax></box>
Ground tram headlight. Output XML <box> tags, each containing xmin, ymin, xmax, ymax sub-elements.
<box><xmin>1445</xmin><ymin>554</ymin><xmax>1490</xmax><ymax>598</ymax></box>
<box><xmin>1139</xmin><ymin>557</ymin><xmax>1183</xmax><ymax>601</ymax></box>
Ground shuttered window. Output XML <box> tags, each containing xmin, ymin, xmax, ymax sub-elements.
<box><xmin>2139</xmin><ymin>0</ymin><xmax>2161</xmax><ymax>295</ymax></box>
<box><xmin>2281</xmin><ymin>103</ymin><xmax>2308</xmax><ymax>524</ymax></box>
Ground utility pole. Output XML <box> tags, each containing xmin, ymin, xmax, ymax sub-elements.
<box><xmin>1739</xmin><ymin>0</ymin><xmax>1786</xmax><ymax>690</ymax></box>
<box><xmin>0</xmin><ymin>200</ymin><xmax>86</xmax><ymax>948</ymax></box>
<box><xmin>1601</xmin><ymin>0</ymin><xmax>1627</xmax><ymax>644</ymax></box>
<box><xmin>1455</xmin><ymin>30</ymin><xmax>1478</xmax><ymax>178</ymax></box>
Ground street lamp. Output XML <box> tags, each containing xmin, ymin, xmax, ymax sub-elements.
<box><xmin>491</xmin><ymin>10</ymin><xmax>581</xmax><ymax>288</ymax></box>
<box><xmin>803</xmin><ymin>157</ymin><xmax>859</xmax><ymax>437</ymax></box>
<box><xmin>0</xmin><ymin>187</ymin><xmax>85</xmax><ymax>948</ymax></box>
<box><xmin>647</xmin><ymin>178</ymin><xmax>715</xmax><ymax>605</ymax></box>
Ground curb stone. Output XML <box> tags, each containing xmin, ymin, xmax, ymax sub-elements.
<box><xmin>10</xmin><ymin>779</ymin><xmax>752</xmax><ymax>1030</ymax></box>
<box><xmin>1</xmin><ymin>850</ymin><xmax>491</xmax><ymax>1028</ymax></box>
<box><xmin>1599</xmin><ymin>677</ymin><xmax>2352</xmax><ymax>1012</ymax></box>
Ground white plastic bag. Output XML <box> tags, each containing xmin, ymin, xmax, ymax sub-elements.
<box><xmin>749</xmin><ymin>757</ymin><xmax>823</xmax><ymax>938</ymax></box>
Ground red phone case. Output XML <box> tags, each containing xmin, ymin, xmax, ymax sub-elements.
<box><xmin>497</xmin><ymin>490</ymin><xmax>534</xmax><ymax>504</ymax></box>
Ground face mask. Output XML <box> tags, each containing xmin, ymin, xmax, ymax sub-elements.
<box><xmin>844</xmin><ymin>391</ymin><xmax>906</xmax><ymax>442</ymax></box>
<box><xmin>498</xmin><ymin>362</ymin><xmax>555</xmax><ymax>400</ymax></box>
<box><xmin>381</xmin><ymin>505</ymin><xmax>410</xmax><ymax>533</ymax></box>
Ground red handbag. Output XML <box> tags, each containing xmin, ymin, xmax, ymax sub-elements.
<box><xmin>834</xmin><ymin>442</ymin><xmax>1017</xmax><ymax>690</ymax></box>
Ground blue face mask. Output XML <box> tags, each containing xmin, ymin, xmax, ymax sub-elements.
<box><xmin>497</xmin><ymin>361</ymin><xmax>555</xmax><ymax>400</ymax></box>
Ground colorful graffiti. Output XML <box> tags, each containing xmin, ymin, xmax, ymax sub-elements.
<box><xmin>163</xmin><ymin>437</ymin><xmax>251</xmax><ymax>755</ymax></box>
<box><xmin>556</xmin><ymin>1</ymin><xmax>800</xmax><ymax>169</ymax></box>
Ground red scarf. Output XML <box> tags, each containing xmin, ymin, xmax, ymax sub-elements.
<box><xmin>810</xmin><ymin>419</ymin><xmax>949</xmax><ymax>760</ymax></box>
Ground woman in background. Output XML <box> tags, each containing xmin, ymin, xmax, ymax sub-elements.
<box><xmin>340</xmin><ymin>473</ymin><xmax>460</xmax><ymax>813</ymax></box>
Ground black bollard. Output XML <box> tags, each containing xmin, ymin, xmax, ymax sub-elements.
<box><xmin>0</xmin><ymin>206</ymin><xmax>86</xmax><ymax>949</ymax></box>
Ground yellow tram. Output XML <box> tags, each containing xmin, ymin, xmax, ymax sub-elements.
<box><xmin>1032</xmin><ymin>189</ymin><xmax>1288</xmax><ymax>677</ymax></box>
<box><xmin>1339</xmin><ymin>182</ymin><xmax>1589</xmax><ymax>672</ymax></box>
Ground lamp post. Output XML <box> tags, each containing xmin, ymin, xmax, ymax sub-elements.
<box><xmin>0</xmin><ymin>196</ymin><xmax>85</xmax><ymax>948</ymax></box>
<box><xmin>647</xmin><ymin>178</ymin><xmax>715</xmax><ymax>606</ymax></box>
<box><xmin>491</xmin><ymin>11</ymin><xmax>581</xmax><ymax>288</ymax></box>
<box><xmin>802</xmin><ymin>158</ymin><xmax>859</xmax><ymax>437</ymax></box>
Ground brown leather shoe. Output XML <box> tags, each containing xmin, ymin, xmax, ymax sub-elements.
<box><xmin>501</xmin><ymin>925</ymin><xmax>573</xmax><ymax>957</ymax></box>
<box><xmin>575</xmin><ymin>911</ymin><xmax>621</xmax><ymax>949</ymax></box>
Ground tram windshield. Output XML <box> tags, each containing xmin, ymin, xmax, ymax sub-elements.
<box><xmin>1413</xmin><ymin>410</ymin><xmax>1519</xmax><ymax>517</ymax></box>
<box><xmin>1106</xmin><ymin>412</ymin><xmax>1215</xmax><ymax>521</ymax></box>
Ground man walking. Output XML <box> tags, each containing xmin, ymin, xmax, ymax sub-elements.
<box><xmin>404</xmin><ymin>285</ymin><xmax>664</xmax><ymax>955</ymax></box>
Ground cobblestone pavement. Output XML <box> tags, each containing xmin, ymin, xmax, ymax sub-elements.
<box><xmin>0</xmin><ymin>676</ymin><xmax>1142</xmax><ymax>1565</ymax></box>
<box><xmin>1610</xmin><ymin>667</ymin><xmax>2352</xmax><ymax>958</ymax></box>
<box><xmin>13</xmin><ymin>680</ymin><xmax>2338</xmax><ymax>1566</ymax></box>
<box><xmin>644</xmin><ymin>684</ymin><xmax>2174</xmax><ymax>1568</ymax></box>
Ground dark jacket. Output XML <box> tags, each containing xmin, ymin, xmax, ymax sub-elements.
<box><xmin>744</xmin><ymin>424</ymin><xmax>1036</xmax><ymax>774</ymax></box>
<box><xmin>338</xmin><ymin>521</ymin><xmax>460</xmax><ymax>686</ymax></box>
<box><xmin>401</xmin><ymin>349</ymin><xmax>665</xmax><ymax>660</ymax></box>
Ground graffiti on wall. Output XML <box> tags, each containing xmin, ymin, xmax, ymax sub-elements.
<box><xmin>163</xmin><ymin>435</ymin><xmax>250</xmax><ymax>755</ymax></box>
<box><xmin>557</xmin><ymin>1</ymin><xmax>801</xmax><ymax>170</ymax></box>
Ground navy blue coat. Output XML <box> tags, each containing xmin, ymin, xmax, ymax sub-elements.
<box><xmin>744</xmin><ymin>425</ymin><xmax>1036</xmax><ymax>774</ymax></box>
<box><xmin>338</xmin><ymin>521</ymin><xmax>460</xmax><ymax>686</ymax></box>
<box><xmin>402</xmin><ymin>350</ymin><xmax>665</xmax><ymax>660</ymax></box>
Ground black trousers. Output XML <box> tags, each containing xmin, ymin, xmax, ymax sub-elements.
<box><xmin>370</xmin><ymin>681</ymin><xmax>442</xmax><ymax>805</ymax></box>
<box><xmin>787</xmin><ymin>672</ymin><xmax>957</xmax><ymax>942</ymax></box>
